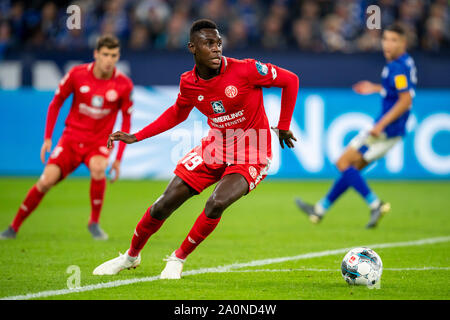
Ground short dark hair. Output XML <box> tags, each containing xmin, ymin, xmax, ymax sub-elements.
<box><xmin>190</xmin><ymin>19</ymin><xmax>218</xmax><ymax>40</ymax></box>
<box><xmin>384</xmin><ymin>23</ymin><xmax>406</xmax><ymax>36</ymax></box>
<box><xmin>96</xmin><ymin>34</ymin><xmax>120</xmax><ymax>50</ymax></box>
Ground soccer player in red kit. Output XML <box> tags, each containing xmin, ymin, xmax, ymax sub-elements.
<box><xmin>93</xmin><ymin>19</ymin><xmax>299</xmax><ymax>278</ymax></box>
<box><xmin>0</xmin><ymin>35</ymin><xmax>133</xmax><ymax>240</ymax></box>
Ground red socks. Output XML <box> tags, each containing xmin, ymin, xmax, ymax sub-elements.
<box><xmin>11</xmin><ymin>185</ymin><xmax>45</xmax><ymax>232</ymax></box>
<box><xmin>12</xmin><ymin>178</ymin><xmax>106</xmax><ymax>232</ymax></box>
<box><xmin>175</xmin><ymin>210</ymin><xmax>221</xmax><ymax>260</ymax></box>
<box><xmin>88</xmin><ymin>178</ymin><xmax>106</xmax><ymax>225</ymax></box>
<box><xmin>128</xmin><ymin>208</ymin><xmax>221</xmax><ymax>260</ymax></box>
<box><xmin>128</xmin><ymin>207</ymin><xmax>165</xmax><ymax>257</ymax></box>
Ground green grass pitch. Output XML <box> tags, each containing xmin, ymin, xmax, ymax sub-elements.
<box><xmin>0</xmin><ymin>177</ymin><xmax>449</xmax><ymax>300</ymax></box>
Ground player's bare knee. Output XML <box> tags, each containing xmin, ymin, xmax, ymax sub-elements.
<box><xmin>89</xmin><ymin>164</ymin><xmax>106</xmax><ymax>180</ymax></box>
<box><xmin>151</xmin><ymin>178</ymin><xmax>194</xmax><ymax>220</ymax></box>
<box><xmin>355</xmin><ymin>159</ymin><xmax>369</xmax><ymax>171</ymax></box>
<box><xmin>90</xmin><ymin>169</ymin><xmax>106</xmax><ymax>180</ymax></box>
<box><xmin>150</xmin><ymin>195</ymin><xmax>172</xmax><ymax>220</ymax></box>
<box><xmin>204</xmin><ymin>197</ymin><xmax>227</xmax><ymax>219</ymax></box>
<box><xmin>37</xmin><ymin>176</ymin><xmax>55</xmax><ymax>193</ymax></box>
<box><xmin>336</xmin><ymin>158</ymin><xmax>349</xmax><ymax>172</ymax></box>
<box><xmin>89</xmin><ymin>162</ymin><xmax>105</xmax><ymax>173</ymax></box>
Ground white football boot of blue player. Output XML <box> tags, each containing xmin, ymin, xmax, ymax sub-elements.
<box><xmin>92</xmin><ymin>250</ymin><xmax>140</xmax><ymax>275</ymax></box>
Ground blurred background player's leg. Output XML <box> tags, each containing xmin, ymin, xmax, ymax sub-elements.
<box><xmin>87</xmin><ymin>155</ymin><xmax>109</xmax><ymax>240</ymax></box>
<box><xmin>318</xmin><ymin>147</ymin><xmax>381</xmax><ymax>212</ymax></box>
<box><xmin>0</xmin><ymin>164</ymin><xmax>61</xmax><ymax>239</ymax></box>
<box><xmin>296</xmin><ymin>146</ymin><xmax>385</xmax><ymax>227</ymax></box>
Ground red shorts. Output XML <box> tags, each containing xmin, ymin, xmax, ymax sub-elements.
<box><xmin>47</xmin><ymin>136</ymin><xmax>110</xmax><ymax>179</ymax></box>
<box><xmin>174</xmin><ymin>144</ymin><xmax>271</xmax><ymax>194</ymax></box>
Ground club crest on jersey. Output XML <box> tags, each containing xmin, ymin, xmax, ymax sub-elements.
<box><xmin>80</xmin><ymin>85</ymin><xmax>90</xmax><ymax>93</ymax></box>
<box><xmin>91</xmin><ymin>95</ymin><xmax>104</xmax><ymax>108</ymax></box>
<box><xmin>255</xmin><ymin>61</ymin><xmax>268</xmax><ymax>76</ymax></box>
<box><xmin>249</xmin><ymin>166</ymin><xmax>258</xmax><ymax>179</ymax></box>
<box><xmin>211</xmin><ymin>100</ymin><xmax>226</xmax><ymax>114</ymax></box>
<box><xmin>106</xmin><ymin>89</ymin><xmax>118</xmax><ymax>102</ymax></box>
<box><xmin>225</xmin><ymin>85</ymin><xmax>238</xmax><ymax>98</ymax></box>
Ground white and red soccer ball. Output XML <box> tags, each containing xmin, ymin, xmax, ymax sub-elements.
<box><xmin>341</xmin><ymin>247</ymin><xmax>383</xmax><ymax>286</ymax></box>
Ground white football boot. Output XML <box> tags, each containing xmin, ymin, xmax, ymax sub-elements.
<box><xmin>92</xmin><ymin>250</ymin><xmax>141</xmax><ymax>275</ymax></box>
<box><xmin>160</xmin><ymin>251</ymin><xmax>185</xmax><ymax>279</ymax></box>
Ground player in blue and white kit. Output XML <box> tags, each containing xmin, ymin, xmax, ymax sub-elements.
<box><xmin>296</xmin><ymin>24</ymin><xmax>417</xmax><ymax>228</ymax></box>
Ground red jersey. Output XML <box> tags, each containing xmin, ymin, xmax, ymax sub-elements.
<box><xmin>45</xmin><ymin>62</ymin><xmax>133</xmax><ymax>160</ymax></box>
<box><xmin>134</xmin><ymin>56</ymin><xmax>299</xmax><ymax>164</ymax></box>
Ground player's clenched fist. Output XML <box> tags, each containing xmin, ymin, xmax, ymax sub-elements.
<box><xmin>107</xmin><ymin>131</ymin><xmax>137</xmax><ymax>149</ymax></box>
<box><xmin>352</xmin><ymin>81</ymin><xmax>382</xmax><ymax>95</ymax></box>
<box><xmin>40</xmin><ymin>139</ymin><xmax>52</xmax><ymax>163</ymax></box>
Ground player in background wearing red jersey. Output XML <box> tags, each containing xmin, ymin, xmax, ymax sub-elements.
<box><xmin>93</xmin><ymin>19</ymin><xmax>299</xmax><ymax>278</ymax></box>
<box><xmin>0</xmin><ymin>35</ymin><xmax>133</xmax><ymax>240</ymax></box>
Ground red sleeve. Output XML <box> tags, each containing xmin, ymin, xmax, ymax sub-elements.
<box><xmin>116</xmin><ymin>83</ymin><xmax>134</xmax><ymax>161</ymax></box>
<box><xmin>133</xmin><ymin>90</ymin><xmax>193</xmax><ymax>142</ymax></box>
<box><xmin>44</xmin><ymin>68</ymin><xmax>75</xmax><ymax>139</ymax></box>
<box><xmin>245</xmin><ymin>59</ymin><xmax>299</xmax><ymax>131</ymax></box>
<box><xmin>245</xmin><ymin>59</ymin><xmax>279</xmax><ymax>88</ymax></box>
<box><xmin>116</xmin><ymin>110</ymin><xmax>131</xmax><ymax>161</ymax></box>
<box><xmin>272</xmin><ymin>66</ymin><xmax>299</xmax><ymax>131</ymax></box>
<box><xmin>120</xmin><ymin>80</ymin><xmax>134</xmax><ymax>114</ymax></box>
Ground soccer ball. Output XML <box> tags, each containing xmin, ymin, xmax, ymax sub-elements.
<box><xmin>341</xmin><ymin>247</ymin><xmax>383</xmax><ymax>286</ymax></box>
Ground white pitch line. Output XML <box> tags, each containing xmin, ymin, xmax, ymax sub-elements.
<box><xmin>225</xmin><ymin>267</ymin><xmax>450</xmax><ymax>273</ymax></box>
<box><xmin>1</xmin><ymin>235</ymin><xmax>449</xmax><ymax>300</ymax></box>
<box><xmin>383</xmin><ymin>267</ymin><xmax>450</xmax><ymax>271</ymax></box>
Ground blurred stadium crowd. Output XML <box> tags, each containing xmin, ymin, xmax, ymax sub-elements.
<box><xmin>0</xmin><ymin>0</ymin><xmax>449</xmax><ymax>55</ymax></box>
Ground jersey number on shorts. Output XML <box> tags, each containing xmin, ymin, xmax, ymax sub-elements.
<box><xmin>181</xmin><ymin>152</ymin><xmax>203</xmax><ymax>171</ymax></box>
<box><xmin>51</xmin><ymin>146</ymin><xmax>63</xmax><ymax>159</ymax></box>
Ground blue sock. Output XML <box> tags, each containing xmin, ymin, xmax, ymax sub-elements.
<box><xmin>344</xmin><ymin>166</ymin><xmax>380</xmax><ymax>208</ymax></box>
<box><xmin>318</xmin><ymin>166</ymin><xmax>380</xmax><ymax>213</ymax></box>
<box><xmin>317</xmin><ymin>171</ymin><xmax>351</xmax><ymax>213</ymax></box>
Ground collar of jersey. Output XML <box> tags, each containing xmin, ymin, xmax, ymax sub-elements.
<box><xmin>88</xmin><ymin>62</ymin><xmax>117</xmax><ymax>80</ymax></box>
<box><xmin>193</xmin><ymin>56</ymin><xmax>227</xmax><ymax>82</ymax></box>
<box><xmin>392</xmin><ymin>52</ymin><xmax>408</xmax><ymax>64</ymax></box>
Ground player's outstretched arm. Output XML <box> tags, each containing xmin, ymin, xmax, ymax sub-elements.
<box><xmin>107</xmin><ymin>131</ymin><xmax>137</xmax><ymax>149</ymax></box>
<box><xmin>352</xmin><ymin>81</ymin><xmax>382</xmax><ymax>95</ymax></box>
<box><xmin>108</xmin><ymin>102</ymin><xmax>194</xmax><ymax>149</ymax></box>
<box><xmin>132</xmin><ymin>103</ymin><xmax>193</xmax><ymax>142</ymax></box>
